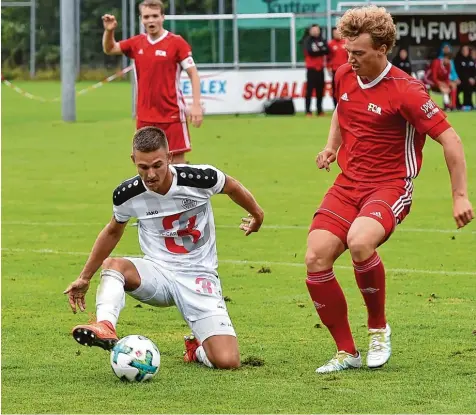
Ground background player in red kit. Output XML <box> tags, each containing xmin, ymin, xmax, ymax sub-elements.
<box><xmin>327</xmin><ymin>27</ymin><xmax>348</xmax><ymax>108</ymax></box>
<box><xmin>102</xmin><ymin>0</ymin><xmax>202</xmax><ymax>164</ymax></box>
<box><xmin>305</xmin><ymin>6</ymin><xmax>474</xmax><ymax>373</ymax></box>
<box><xmin>428</xmin><ymin>52</ymin><xmax>459</xmax><ymax>110</ymax></box>
<box><xmin>303</xmin><ymin>24</ymin><xmax>329</xmax><ymax>117</ymax></box>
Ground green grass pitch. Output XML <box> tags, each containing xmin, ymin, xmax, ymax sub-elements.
<box><xmin>2</xmin><ymin>81</ymin><xmax>476</xmax><ymax>413</ymax></box>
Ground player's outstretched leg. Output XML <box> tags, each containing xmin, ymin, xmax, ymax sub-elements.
<box><xmin>72</xmin><ymin>258</ymin><xmax>141</xmax><ymax>351</ymax></box>
<box><xmin>72</xmin><ymin>320</ymin><xmax>118</xmax><ymax>351</ymax></box>
<box><xmin>305</xmin><ymin>229</ymin><xmax>361</xmax><ymax>373</ymax></box>
<box><xmin>348</xmin><ymin>216</ymin><xmax>391</xmax><ymax>368</ymax></box>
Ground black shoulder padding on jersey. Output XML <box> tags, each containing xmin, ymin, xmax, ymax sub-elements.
<box><xmin>175</xmin><ymin>166</ymin><xmax>219</xmax><ymax>189</ymax></box>
<box><xmin>113</xmin><ymin>175</ymin><xmax>146</xmax><ymax>206</ymax></box>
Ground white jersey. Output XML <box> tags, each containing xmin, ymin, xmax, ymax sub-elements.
<box><xmin>112</xmin><ymin>164</ymin><xmax>225</xmax><ymax>275</ymax></box>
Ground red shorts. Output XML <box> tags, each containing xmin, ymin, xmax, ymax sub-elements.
<box><xmin>310</xmin><ymin>176</ymin><xmax>413</xmax><ymax>246</ymax></box>
<box><xmin>136</xmin><ymin>120</ymin><xmax>191</xmax><ymax>154</ymax></box>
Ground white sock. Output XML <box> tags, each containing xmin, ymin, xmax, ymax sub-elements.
<box><xmin>96</xmin><ymin>269</ymin><xmax>125</xmax><ymax>328</ymax></box>
<box><xmin>195</xmin><ymin>345</ymin><xmax>214</xmax><ymax>368</ymax></box>
<box><xmin>443</xmin><ymin>93</ymin><xmax>450</xmax><ymax>105</ymax></box>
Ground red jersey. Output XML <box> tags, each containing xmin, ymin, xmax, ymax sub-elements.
<box><xmin>327</xmin><ymin>39</ymin><xmax>347</xmax><ymax>72</ymax></box>
<box><xmin>334</xmin><ymin>62</ymin><xmax>450</xmax><ymax>183</ymax></box>
<box><xmin>304</xmin><ymin>37</ymin><xmax>328</xmax><ymax>71</ymax></box>
<box><xmin>305</xmin><ymin>52</ymin><xmax>326</xmax><ymax>71</ymax></box>
<box><xmin>119</xmin><ymin>31</ymin><xmax>195</xmax><ymax>123</ymax></box>
<box><xmin>430</xmin><ymin>58</ymin><xmax>451</xmax><ymax>84</ymax></box>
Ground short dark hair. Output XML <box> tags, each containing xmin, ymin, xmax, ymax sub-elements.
<box><xmin>133</xmin><ymin>127</ymin><xmax>169</xmax><ymax>153</ymax></box>
<box><xmin>139</xmin><ymin>0</ymin><xmax>165</xmax><ymax>15</ymax></box>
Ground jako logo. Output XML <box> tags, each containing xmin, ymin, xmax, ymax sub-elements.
<box><xmin>146</xmin><ymin>210</ymin><xmax>159</xmax><ymax>216</ymax></box>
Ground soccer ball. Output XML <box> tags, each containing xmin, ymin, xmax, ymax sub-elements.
<box><xmin>110</xmin><ymin>335</ymin><xmax>160</xmax><ymax>382</ymax></box>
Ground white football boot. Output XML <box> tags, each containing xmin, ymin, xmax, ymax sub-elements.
<box><xmin>367</xmin><ymin>323</ymin><xmax>392</xmax><ymax>368</ymax></box>
<box><xmin>316</xmin><ymin>350</ymin><xmax>362</xmax><ymax>373</ymax></box>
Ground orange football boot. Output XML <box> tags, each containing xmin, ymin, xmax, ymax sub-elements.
<box><xmin>72</xmin><ymin>321</ymin><xmax>118</xmax><ymax>351</ymax></box>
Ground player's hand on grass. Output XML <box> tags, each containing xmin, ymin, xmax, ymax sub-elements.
<box><xmin>453</xmin><ymin>196</ymin><xmax>475</xmax><ymax>229</ymax></box>
<box><xmin>316</xmin><ymin>148</ymin><xmax>337</xmax><ymax>172</ymax></box>
<box><xmin>189</xmin><ymin>103</ymin><xmax>203</xmax><ymax>128</ymax></box>
<box><xmin>239</xmin><ymin>213</ymin><xmax>263</xmax><ymax>236</ymax></box>
<box><xmin>102</xmin><ymin>14</ymin><xmax>117</xmax><ymax>31</ymax></box>
<box><xmin>63</xmin><ymin>278</ymin><xmax>90</xmax><ymax>313</ymax></box>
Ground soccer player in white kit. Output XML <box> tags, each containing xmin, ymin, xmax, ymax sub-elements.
<box><xmin>64</xmin><ymin>126</ymin><xmax>264</xmax><ymax>369</ymax></box>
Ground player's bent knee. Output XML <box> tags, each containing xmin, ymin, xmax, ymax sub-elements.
<box><xmin>102</xmin><ymin>257</ymin><xmax>124</xmax><ymax>271</ymax></box>
<box><xmin>306</xmin><ymin>230</ymin><xmax>345</xmax><ymax>271</ymax></box>
<box><xmin>210</xmin><ymin>351</ymin><xmax>241</xmax><ymax>369</ymax></box>
<box><xmin>101</xmin><ymin>257</ymin><xmax>140</xmax><ymax>290</ymax></box>
<box><xmin>347</xmin><ymin>235</ymin><xmax>374</xmax><ymax>260</ymax></box>
<box><xmin>305</xmin><ymin>249</ymin><xmax>334</xmax><ymax>271</ymax></box>
<box><xmin>305</xmin><ymin>238</ymin><xmax>342</xmax><ymax>270</ymax></box>
<box><xmin>102</xmin><ymin>257</ymin><xmax>136</xmax><ymax>274</ymax></box>
<box><xmin>202</xmin><ymin>334</ymin><xmax>240</xmax><ymax>369</ymax></box>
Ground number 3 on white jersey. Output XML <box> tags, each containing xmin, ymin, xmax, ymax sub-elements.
<box><xmin>162</xmin><ymin>204</ymin><xmax>210</xmax><ymax>254</ymax></box>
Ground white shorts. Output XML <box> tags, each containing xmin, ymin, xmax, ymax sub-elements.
<box><xmin>124</xmin><ymin>257</ymin><xmax>236</xmax><ymax>342</ymax></box>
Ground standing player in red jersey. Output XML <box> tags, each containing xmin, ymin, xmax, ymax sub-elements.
<box><xmin>303</xmin><ymin>24</ymin><xmax>329</xmax><ymax>117</ymax></box>
<box><xmin>102</xmin><ymin>0</ymin><xmax>202</xmax><ymax>164</ymax></box>
<box><xmin>327</xmin><ymin>27</ymin><xmax>347</xmax><ymax>108</ymax></box>
<box><xmin>305</xmin><ymin>6</ymin><xmax>474</xmax><ymax>374</ymax></box>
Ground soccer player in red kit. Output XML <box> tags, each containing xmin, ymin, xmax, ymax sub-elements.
<box><xmin>327</xmin><ymin>27</ymin><xmax>348</xmax><ymax>108</ymax></box>
<box><xmin>102</xmin><ymin>0</ymin><xmax>202</xmax><ymax>164</ymax></box>
<box><xmin>429</xmin><ymin>52</ymin><xmax>458</xmax><ymax>110</ymax></box>
<box><xmin>305</xmin><ymin>6</ymin><xmax>474</xmax><ymax>373</ymax></box>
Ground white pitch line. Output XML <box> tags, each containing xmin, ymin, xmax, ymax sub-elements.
<box><xmin>2</xmin><ymin>221</ymin><xmax>475</xmax><ymax>235</ymax></box>
<box><xmin>2</xmin><ymin>247</ymin><xmax>475</xmax><ymax>276</ymax></box>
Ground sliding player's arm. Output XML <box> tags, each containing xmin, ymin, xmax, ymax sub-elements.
<box><xmin>63</xmin><ymin>217</ymin><xmax>128</xmax><ymax>313</ymax></box>
<box><xmin>221</xmin><ymin>176</ymin><xmax>264</xmax><ymax>236</ymax></box>
<box><xmin>79</xmin><ymin>217</ymin><xmax>128</xmax><ymax>282</ymax></box>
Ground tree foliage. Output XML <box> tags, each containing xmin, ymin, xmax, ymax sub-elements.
<box><xmin>1</xmin><ymin>0</ymin><xmax>234</xmax><ymax>71</ymax></box>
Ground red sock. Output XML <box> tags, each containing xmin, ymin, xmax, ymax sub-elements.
<box><xmin>451</xmin><ymin>88</ymin><xmax>457</xmax><ymax>109</ymax></box>
<box><xmin>353</xmin><ymin>252</ymin><xmax>386</xmax><ymax>329</ymax></box>
<box><xmin>306</xmin><ymin>269</ymin><xmax>356</xmax><ymax>355</ymax></box>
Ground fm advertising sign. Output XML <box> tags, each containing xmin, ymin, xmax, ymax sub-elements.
<box><xmin>394</xmin><ymin>15</ymin><xmax>476</xmax><ymax>45</ymax></box>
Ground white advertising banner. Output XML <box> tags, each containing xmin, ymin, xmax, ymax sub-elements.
<box><xmin>180</xmin><ymin>69</ymin><xmax>335</xmax><ymax>115</ymax></box>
